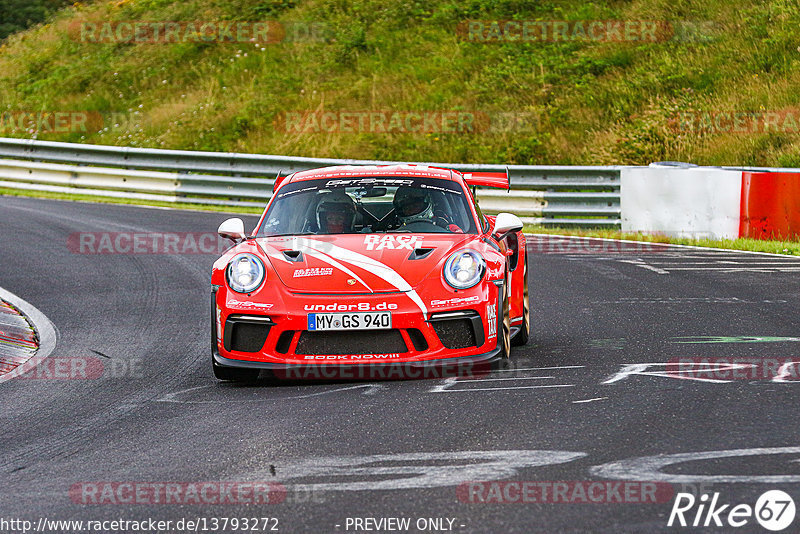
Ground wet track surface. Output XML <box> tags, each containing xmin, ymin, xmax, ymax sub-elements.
<box><xmin>1</xmin><ymin>196</ymin><xmax>799</xmax><ymax>533</ymax></box>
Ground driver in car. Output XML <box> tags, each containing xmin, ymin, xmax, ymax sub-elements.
<box><xmin>393</xmin><ymin>187</ymin><xmax>461</xmax><ymax>232</ymax></box>
<box><xmin>316</xmin><ymin>190</ymin><xmax>356</xmax><ymax>234</ymax></box>
<box><xmin>393</xmin><ymin>187</ymin><xmax>434</xmax><ymax>225</ymax></box>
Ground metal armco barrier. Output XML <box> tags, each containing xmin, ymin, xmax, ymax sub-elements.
<box><xmin>0</xmin><ymin>137</ymin><xmax>621</xmax><ymax>227</ymax></box>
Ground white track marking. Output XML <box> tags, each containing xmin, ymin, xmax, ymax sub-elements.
<box><xmin>455</xmin><ymin>376</ymin><xmax>555</xmax><ymax>382</ymax></box>
<box><xmin>773</xmin><ymin>361</ymin><xmax>800</xmax><ymax>383</ymax></box>
<box><xmin>431</xmin><ymin>383</ymin><xmax>574</xmax><ymax>393</ymax></box>
<box><xmin>493</xmin><ymin>365</ymin><xmax>586</xmax><ymax>372</ymax></box>
<box><xmin>643</xmin><ymin>261</ymin><xmax>800</xmax><ymax>265</ymax></box>
<box><xmin>157</xmin><ymin>383</ymin><xmax>384</xmax><ymax>403</ymax></box>
<box><xmin>657</xmin><ymin>267</ymin><xmax>800</xmax><ymax>272</ymax></box>
<box><xmin>591</xmin><ymin>447</ymin><xmax>800</xmax><ymax>483</ymax></box>
<box><xmin>618</xmin><ymin>259</ymin><xmax>669</xmax><ymax>275</ymax></box>
<box><xmin>252</xmin><ymin>450</ymin><xmax>587</xmax><ymax>491</ymax></box>
<box><xmin>602</xmin><ymin>363</ymin><xmax>754</xmax><ymax>384</ymax></box>
<box><xmin>528</xmin><ymin>233</ymin><xmax>800</xmax><ymax>259</ymax></box>
<box><xmin>535</xmin><ymin>233</ymin><xmax>800</xmax><ymax>275</ymax></box>
<box><xmin>572</xmin><ymin>397</ymin><xmax>608</xmax><ymax>404</ymax></box>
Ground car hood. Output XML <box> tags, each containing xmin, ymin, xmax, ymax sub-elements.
<box><xmin>255</xmin><ymin>234</ymin><xmax>474</xmax><ymax>294</ymax></box>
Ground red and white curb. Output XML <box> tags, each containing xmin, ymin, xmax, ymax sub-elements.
<box><xmin>0</xmin><ymin>287</ymin><xmax>57</xmax><ymax>382</ymax></box>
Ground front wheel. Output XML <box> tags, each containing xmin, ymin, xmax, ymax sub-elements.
<box><xmin>511</xmin><ymin>253</ymin><xmax>530</xmax><ymax>346</ymax></box>
<box><xmin>491</xmin><ymin>284</ymin><xmax>512</xmax><ymax>370</ymax></box>
<box><xmin>499</xmin><ymin>281</ymin><xmax>511</xmax><ymax>359</ymax></box>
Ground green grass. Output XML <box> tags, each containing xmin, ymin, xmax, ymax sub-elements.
<box><xmin>0</xmin><ymin>0</ymin><xmax>799</xmax><ymax>166</ymax></box>
<box><xmin>2</xmin><ymin>0</ymin><xmax>800</xmax><ymax>253</ymax></box>
<box><xmin>524</xmin><ymin>225</ymin><xmax>800</xmax><ymax>255</ymax></box>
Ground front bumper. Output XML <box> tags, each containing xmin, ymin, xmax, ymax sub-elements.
<box><xmin>213</xmin><ymin>344</ymin><xmax>501</xmax><ymax>380</ymax></box>
<box><xmin>212</xmin><ymin>282</ymin><xmax>503</xmax><ymax>370</ymax></box>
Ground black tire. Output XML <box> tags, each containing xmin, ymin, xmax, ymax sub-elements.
<box><xmin>490</xmin><ymin>285</ymin><xmax>512</xmax><ymax>370</ymax></box>
<box><xmin>212</xmin><ymin>360</ymin><xmax>260</xmax><ymax>382</ymax></box>
<box><xmin>511</xmin><ymin>253</ymin><xmax>530</xmax><ymax>346</ymax></box>
<box><xmin>499</xmin><ymin>280</ymin><xmax>511</xmax><ymax>360</ymax></box>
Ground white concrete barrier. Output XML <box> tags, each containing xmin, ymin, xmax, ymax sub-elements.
<box><xmin>621</xmin><ymin>167</ymin><xmax>743</xmax><ymax>239</ymax></box>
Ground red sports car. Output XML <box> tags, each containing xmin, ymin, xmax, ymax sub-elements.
<box><xmin>210</xmin><ymin>164</ymin><xmax>529</xmax><ymax>382</ymax></box>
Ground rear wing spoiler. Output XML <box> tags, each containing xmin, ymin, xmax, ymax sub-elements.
<box><xmin>273</xmin><ymin>170</ymin><xmax>291</xmax><ymax>192</ymax></box>
<box><xmin>274</xmin><ymin>167</ymin><xmax>511</xmax><ymax>192</ymax></box>
<box><xmin>461</xmin><ymin>167</ymin><xmax>510</xmax><ymax>191</ymax></box>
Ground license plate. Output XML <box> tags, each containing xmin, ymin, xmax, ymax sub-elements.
<box><xmin>307</xmin><ymin>312</ymin><xmax>392</xmax><ymax>331</ymax></box>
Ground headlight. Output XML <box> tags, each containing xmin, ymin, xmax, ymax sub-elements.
<box><xmin>443</xmin><ymin>250</ymin><xmax>485</xmax><ymax>289</ymax></box>
<box><xmin>226</xmin><ymin>253</ymin><xmax>265</xmax><ymax>293</ymax></box>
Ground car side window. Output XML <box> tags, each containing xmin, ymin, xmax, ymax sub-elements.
<box><xmin>470</xmin><ymin>186</ymin><xmax>489</xmax><ymax>233</ymax></box>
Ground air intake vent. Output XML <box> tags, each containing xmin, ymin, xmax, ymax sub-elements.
<box><xmin>275</xmin><ymin>331</ymin><xmax>295</xmax><ymax>354</ymax></box>
<box><xmin>224</xmin><ymin>316</ymin><xmax>274</xmax><ymax>353</ymax></box>
<box><xmin>429</xmin><ymin>310</ymin><xmax>483</xmax><ymax>349</ymax></box>
<box><xmin>407</xmin><ymin>328</ymin><xmax>428</xmax><ymax>351</ymax></box>
<box><xmin>408</xmin><ymin>248</ymin><xmax>435</xmax><ymax>260</ymax></box>
<box><xmin>282</xmin><ymin>250</ymin><xmax>303</xmax><ymax>262</ymax></box>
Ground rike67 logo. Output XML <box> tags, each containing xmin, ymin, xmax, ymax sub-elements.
<box><xmin>668</xmin><ymin>490</ymin><xmax>796</xmax><ymax>531</ymax></box>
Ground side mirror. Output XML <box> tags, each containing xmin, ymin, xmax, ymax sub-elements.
<box><xmin>493</xmin><ymin>213</ymin><xmax>523</xmax><ymax>241</ymax></box>
<box><xmin>218</xmin><ymin>218</ymin><xmax>246</xmax><ymax>243</ymax></box>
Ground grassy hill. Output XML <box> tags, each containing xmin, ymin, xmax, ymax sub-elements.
<box><xmin>0</xmin><ymin>0</ymin><xmax>799</xmax><ymax>166</ymax></box>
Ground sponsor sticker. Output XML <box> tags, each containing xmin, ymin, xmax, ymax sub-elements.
<box><xmin>227</xmin><ymin>300</ymin><xmax>274</xmax><ymax>310</ymax></box>
<box><xmin>293</xmin><ymin>267</ymin><xmax>333</xmax><ymax>278</ymax></box>
<box><xmin>301</xmin><ymin>354</ymin><xmax>401</xmax><ymax>360</ymax></box>
<box><xmin>307</xmin><ymin>312</ymin><xmax>392</xmax><ymax>331</ymax></box>
<box><xmin>431</xmin><ymin>296</ymin><xmax>481</xmax><ymax>307</ymax></box>
<box><xmin>487</xmin><ymin>303</ymin><xmax>497</xmax><ymax>338</ymax></box>
<box><xmin>363</xmin><ymin>235</ymin><xmax>422</xmax><ymax>251</ymax></box>
<box><xmin>325</xmin><ymin>178</ymin><xmax>414</xmax><ymax>187</ymax></box>
<box><xmin>304</xmin><ymin>302</ymin><xmax>398</xmax><ymax>312</ymax></box>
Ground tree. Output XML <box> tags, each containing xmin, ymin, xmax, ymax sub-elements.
<box><xmin>0</xmin><ymin>0</ymin><xmax>70</xmax><ymax>41</ymax></box>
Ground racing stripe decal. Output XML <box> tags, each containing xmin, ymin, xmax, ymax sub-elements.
<box><xmin>301</xmin><ymin>248</ymin><xmax>373</xmax><ymax>293</ymax></box>
<box><xmin>292</xmin><ymin>238</ymin><xmax>429</xmax><ymax>316</ymax></box>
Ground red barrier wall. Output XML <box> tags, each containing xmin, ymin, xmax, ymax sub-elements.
<box><xmin>739</xmin><ymin>172</ymin><xmax>800</xmax><ymax>240</ymax></box>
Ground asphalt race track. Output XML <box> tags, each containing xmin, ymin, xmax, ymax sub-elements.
<box><xmin>1</xmin><ymin>195</ymin><xmax>799</xmax><ymax>533</ymax></box>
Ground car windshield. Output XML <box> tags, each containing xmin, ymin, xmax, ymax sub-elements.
<box><xmin>257</xmin><ymin>176</ymin><xmax>477</xmax><ymax>236</ymax></box>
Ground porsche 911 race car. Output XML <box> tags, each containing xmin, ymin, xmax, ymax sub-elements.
<box><xmin>210</xmin><ymin>164</ymin><xmax>529</xmax><ymax>382</ymax></box>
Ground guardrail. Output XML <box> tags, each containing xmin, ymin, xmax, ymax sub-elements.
<box><xmin>0</xmin><ymin>137</ymin><xmax>622</xmax><ymax>227</ymax></box>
